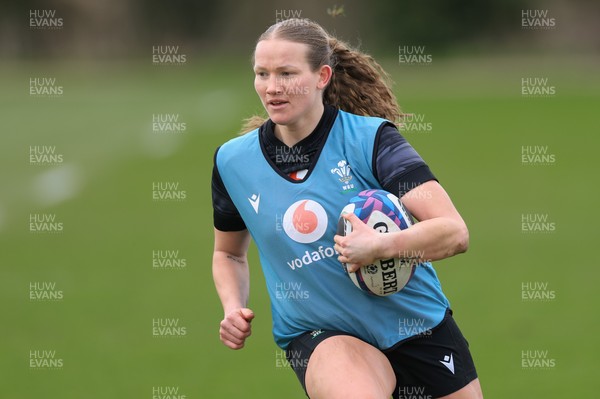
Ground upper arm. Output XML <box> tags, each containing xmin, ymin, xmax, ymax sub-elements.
<box><xmin>373</xmin><ymin>124</ymin><xmax>433</xmax><ymax>193</ymax></box>
<box><xmin>214</xmin><ymin>228</ymin><xmax>251</xmax><ymax>258</ymax></box>
<box><xmin>373</xmin><ymin>124</ymin><xmax>437</xmax><ymax>198</ymax></box>
<box><xmin>401</xmin><ymin>180</ymin><xmax>465</xmax><ymax>225</ymax></box>
<box><xmin>372</xmin><ymin>125</ymin><xmax>462</xmax><ymax>224</ymax></box>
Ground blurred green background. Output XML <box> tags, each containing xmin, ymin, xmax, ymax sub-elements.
<box><xmin>1</xmin><ymin>0</ymin><xmax>599</xmax><ymax>397</ymax></box>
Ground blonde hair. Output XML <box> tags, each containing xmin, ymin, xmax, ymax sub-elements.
<box><xmin>241</xmin><ymin>18</ymin><xmax>401</xmax><ymax>133</ymax></box>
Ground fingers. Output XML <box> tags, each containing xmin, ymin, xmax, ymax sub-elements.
<box><xmin>335</xmin><ymin>240</ymin><xmax>361</xmax><ymax>273</ymax></box>
<box><xmin>240</xmin><ymin>308</ymin><xmax>255</xmax><ymax>322</ymax></box>
<box><xmin>220</xmin><ymin>309</ymin><xmax>254</xmax><ymax>350</ymax></box>
<box><xmin>220</xmin><ymin>321</ymin><xmax>251</xmax><ymax>349</ymax></box>
<box><xmin>340</xmin><ymin>261</ymin><xmax>361</xmax><ymax>273</ymax></box>
<box><xmin>334</xmin><ymin>234</ymin><xmax>352</xmax><ymax>270</ymax></box>
<box><xmin>335</xmin><ymin>234</ymin><xmax>371</xmax><ymax>273</ymax></box>
<box><xmin>334</xmin><ymin>212</ymin><xmax>367</xmax><ymax>250</ymax></box>
<box><xmin>335</xmin><ymin>213</ymin><xmax>379</xmax><ymax>272</ymax></box>
<box><xmin>342</xmin><ymin>212</ymin><xmax>363</xmax><ymax>226</ymax></box>
<box><xmin>333</xmin><ymin>237</ymin><xmax>344</xmax><ymax>252</ymax></box>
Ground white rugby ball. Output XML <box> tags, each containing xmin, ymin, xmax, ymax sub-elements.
<box><xmin>337</xmin><ymin>189</ymin><xmax>417</xmax><ymax>296</ymax></box>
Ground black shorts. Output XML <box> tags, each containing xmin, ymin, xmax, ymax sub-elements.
<box><xmin>285</xmin><ymin>309</ymin><xmax>478</xmax><ymax>398</ymax></box>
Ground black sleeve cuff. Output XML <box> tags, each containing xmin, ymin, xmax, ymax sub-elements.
<box><xmin>383</xmin><ymin>164</ymin><xmax>438</xmax><ymax>197</ymax></box>
<box><xmin>213</xmin><ymin>211</ymin><xmax>247</xmax><ymax>232</ymax></box>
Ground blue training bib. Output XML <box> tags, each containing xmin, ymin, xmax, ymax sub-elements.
<box><xmin>216</xmin><ymin>110</ymin><xmax>449</xmax><ymax>349</ymax></box>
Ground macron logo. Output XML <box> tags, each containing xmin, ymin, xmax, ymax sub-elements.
<box><xmin>440</xmin><ymin>354</ymin><xmax>455</xmax><ymax>374</ymax></box>
<box><xmin>248</xmin><ymin>194</ymin><xmax>260</xmax><ymax>214</ymax></box>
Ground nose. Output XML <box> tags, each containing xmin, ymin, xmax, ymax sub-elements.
<box><xmin>266</xmin><ymin>76</ymin><xmax>282</xmax><ymax>95</ymax></box>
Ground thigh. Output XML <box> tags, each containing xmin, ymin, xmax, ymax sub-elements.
<box><xmin>305</xmin><ymin>335</ymin><xmax>396</xmax><ymax>399</ymax></box>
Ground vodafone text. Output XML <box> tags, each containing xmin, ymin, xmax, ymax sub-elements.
<box><xmin>286</xmin><ymin>245</ymin><xmax>337</xmax><ymax>270</ymax></box>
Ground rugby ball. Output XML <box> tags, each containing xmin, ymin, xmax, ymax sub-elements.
<box><xmin>337</xmin><ymin>189</ymin><xmax>417</xmax><ymax>296</ymax></box>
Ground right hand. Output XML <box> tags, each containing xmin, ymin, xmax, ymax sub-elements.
<box><xmin>219</xmin><ymin>308</ymin><xmax>255</xmax><ymax>349</ymax></box>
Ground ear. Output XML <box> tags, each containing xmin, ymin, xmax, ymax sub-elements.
<box><xmin>316</xmin><ymin>64</ymin><xmax>333</xmax><ymax>90</ymax></box>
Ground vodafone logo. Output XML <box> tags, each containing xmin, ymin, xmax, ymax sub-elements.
<box><xmin>282</xmin><ymin>200</ymin><xmax>328</xmax><ymax>243</ymax></box>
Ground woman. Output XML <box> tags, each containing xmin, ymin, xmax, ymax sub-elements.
<box><xmin>212</xmin><ymin>18</ymin><xmax>483</xmax><ymax>399</ymax></box>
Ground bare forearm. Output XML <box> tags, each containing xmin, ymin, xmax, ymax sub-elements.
<box><xmin>377</xmin><ymin>217</ymin><xmax>469</xmax><ymax>262</ymax></box>
<box><xmin>212</xmin><ymin>251</ymin><xmax>250</xmax><ymax>314</ymax></box>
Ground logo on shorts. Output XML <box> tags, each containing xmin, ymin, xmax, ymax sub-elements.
<box><xmin>310</xmin><ymin>329</ymin><xmax>324</xmax><ymax>339</ymax></box>
<box><xmin>282</xmin><ymin>200</ymin><xmax>328</xmax><ymax>243</ymax></box>
<box><xmin>440</xmin><ymin>354</ymin><xmax>455</xmax><ymax>374</ymax></box>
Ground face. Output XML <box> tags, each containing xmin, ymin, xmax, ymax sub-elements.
<box><xmin>253</xmin><ymin>39</ymin><xmax>331</xmax><ymax>132</ymax></box>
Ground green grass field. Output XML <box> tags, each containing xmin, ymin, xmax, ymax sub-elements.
<box><xmin>1</xmin><ymin>54</ymin><xmax>599</xmax><ymax>397</ymax></box>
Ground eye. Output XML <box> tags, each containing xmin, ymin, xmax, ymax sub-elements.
<box><xmin>255</xmin><ymin>71</ymin><xmax>268</xmax><ymax>78</ymax></box>
<box><xmin>280</xmin><ymin>71</ymin><xmax>296</xmax><ymax>78</ymax></box>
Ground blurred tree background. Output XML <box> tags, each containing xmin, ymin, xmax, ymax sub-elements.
<box><xmin>1</xmin><ymin>0</ymin><xmax>598</xmax><ymax>59</ymax></box>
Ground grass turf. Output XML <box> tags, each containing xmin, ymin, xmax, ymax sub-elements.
<box><xmin>1</xmin><ymin>55</ymin><xmax>598</xmax><ymax>397</ymax></box>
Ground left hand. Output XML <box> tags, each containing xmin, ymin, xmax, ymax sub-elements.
<box><xmin>334</xmin><ymin>213</ymin><xmax>380</xmax><ymax>273</ymax></box>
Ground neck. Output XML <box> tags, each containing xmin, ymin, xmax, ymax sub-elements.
<box><xmin>274</xmin><ymin>102</ymin><xmax>324</xmax><ymax>147</ymax></box>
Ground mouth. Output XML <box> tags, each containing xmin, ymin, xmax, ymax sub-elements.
<box><xmin>267</xmin><ymin>99</ymin><xmax>289</xmax><ymax>108</ymax></box>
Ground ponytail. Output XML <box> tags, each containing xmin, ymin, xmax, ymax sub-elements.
<box><xmin>240</xmin><ymin>115</ymin><xmax>268</xmax><ymax>134</ymax></box>
<box><xmin>240</xmin><ymin>19</ymin><xmax>401</xmax><ymax>134</ymax></box>
<box><xmin>324</xmin><ymin>37</ymin><xmax>401</xmax><ymax>124</ymax></box>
